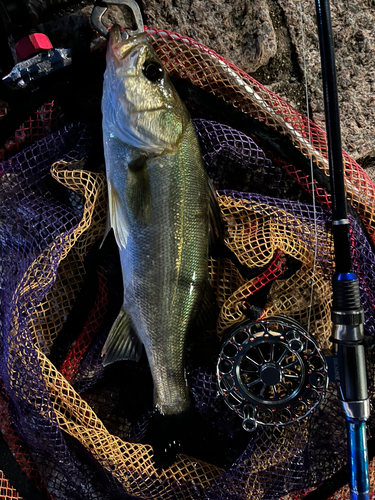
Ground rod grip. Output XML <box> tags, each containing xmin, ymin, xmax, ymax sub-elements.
<box><xmin>337</xmin><ymin>344</ymin><xmax>368</xmax><ymax>406</ymax></box>
<box><xmin>331</xmin><ymin>275</ymin><xmax>369</xmax><ymax>420</ymax></box>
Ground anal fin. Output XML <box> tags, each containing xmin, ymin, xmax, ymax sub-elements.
<box><xmin>102</xmin><ymin>307</ymin><xmax>142</xmax><ymax>366</ymax></box>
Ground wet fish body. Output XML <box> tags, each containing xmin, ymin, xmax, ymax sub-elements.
<box><xmin>101</xmin><ymin>26</ymin><xmax>210</xmax><ymax>444</ymax></box>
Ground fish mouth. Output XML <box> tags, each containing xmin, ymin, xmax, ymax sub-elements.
<box><xmin>109</xmin><ymin>25</ymin><xmax>149</xmax><ymax>63</ymax></box>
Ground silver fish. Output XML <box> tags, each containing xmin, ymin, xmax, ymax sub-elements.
<box><xmin>101</xmin><ymin>25</ymin><xmax>215</xmax><ymax>462</ymax></box>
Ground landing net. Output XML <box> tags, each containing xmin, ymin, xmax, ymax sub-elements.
<box><xmin>0</xmin><ymin>28</ymin><xmax>374</xmax><ymax>500</ymax></box>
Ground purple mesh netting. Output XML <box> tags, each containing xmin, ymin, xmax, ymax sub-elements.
<box><xmin>350</xmin><ymin>216</ymin><xmax>375</xmax><ymax>338</ymax></box>
<box><xmin>72</xmin><ymin>256</ymin><xmax>124</xmax><ymax>394</ymax></box>
<box><xmin>193</xmin><ymin>119</ymin><xmax>281</xmax><ymax>192</ymax></box>
<box><xmin>206</xmin><ymin>425</ymin><xmax>308</xmax><ymax>500</ymax></box>
<box><xmin>192</xmin><ymin>118</ymin><xmax>311</xmax><ymax>204</ymax></box>
<box><xmin>0</xmin><ymin>124</ymin><xmax>87</xmax><ymax>328</ymax></box>
<box><xmin>0</xmin><ymin>124</ymin><xmax>128</xmax><ymax>500</ymax></box>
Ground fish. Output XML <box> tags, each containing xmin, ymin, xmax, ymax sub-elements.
<box><xmin>101</xmin><ymin>25</ymin><xmax>219</xmax><ymax>467</ymax></box>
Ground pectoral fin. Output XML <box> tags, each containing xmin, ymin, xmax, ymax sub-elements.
<box><xmin>108</xmin><ymin>183</ymin><xmax>128</xmax><ymax>249</ymax></box>
<box><xmin>126</xmin><ymin>156</ymin><xmax>151</xmax><ymax>225</ymax></box>
<box><xmin>102</xmin><ymin>307</ymin><xmax>143</xmax><ymax>366</ymax></box>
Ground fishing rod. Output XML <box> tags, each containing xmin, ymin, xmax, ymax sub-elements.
<box><xmin>314</xmin><ymin>0</ymin><xmax>370</xmax><ymax>498</ymax></box>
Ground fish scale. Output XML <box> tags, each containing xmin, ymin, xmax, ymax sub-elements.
<box><xmin>123</xmin><ymin>122</ymin><xmax>209</xmax><ymax>415</ymax></box>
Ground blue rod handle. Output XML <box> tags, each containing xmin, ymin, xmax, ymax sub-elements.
<box><xmin>347</xmin><ymin>420</ymin><xmax>370</xmax><ymax>500</ymax></box>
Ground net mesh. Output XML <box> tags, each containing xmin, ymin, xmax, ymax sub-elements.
<box><xmin>0</xmin><ymin>102</ymin><xmax>62</xmax><ymax>163</ymax></box>
<box><xmin>0</xmin><ymin>28</ymin><xmax>374</xmax><ymax>500</ymax></box>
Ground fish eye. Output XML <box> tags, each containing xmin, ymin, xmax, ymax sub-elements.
<box><xmin>142</xmin><ymin>60</ymin><xmax>164</xmax><ymax>82</ymax></box>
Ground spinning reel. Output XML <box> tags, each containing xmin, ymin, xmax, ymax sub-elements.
<box><xmin>217</xmin><ymin>315</ymin><xmax>329</xmax><ymax>431</ymax></box>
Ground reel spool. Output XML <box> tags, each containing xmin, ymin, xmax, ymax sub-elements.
<box><xmin>217</xmin><ymin>315</ymin><xmax>329</xmax><ymax>431</ymax></box>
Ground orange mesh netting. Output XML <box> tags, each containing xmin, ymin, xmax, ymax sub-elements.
<box><xmin>0</xmin><ymin>471</ymin><xmax>24</xmax><ymax>500</ymax></box>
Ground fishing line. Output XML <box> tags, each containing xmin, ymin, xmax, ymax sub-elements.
<box><xmin>298</xmin><ymin>0</ymin><xmax>319</xmax><ymax>333</ymax></box>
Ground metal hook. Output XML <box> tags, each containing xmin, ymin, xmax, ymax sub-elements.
<box><xmin>91</xmin><ymin>0</ymin><xmax>144</xmax><ymax>40</ymax></box>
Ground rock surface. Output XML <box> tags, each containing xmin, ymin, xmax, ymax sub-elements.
<box><xmin>140</xmin><ymin>0</ymin><xmax>375</xmax><ymax>166</ymax></box>
<box><xmin>277</xmin><ymin>0</ymin><xmax>375</xmax><ymax>164</ymax></box>
<box><xmin>142</xmin><ymin>0</ymin><xmax>277</xmax><ymax>73</ymax></box>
